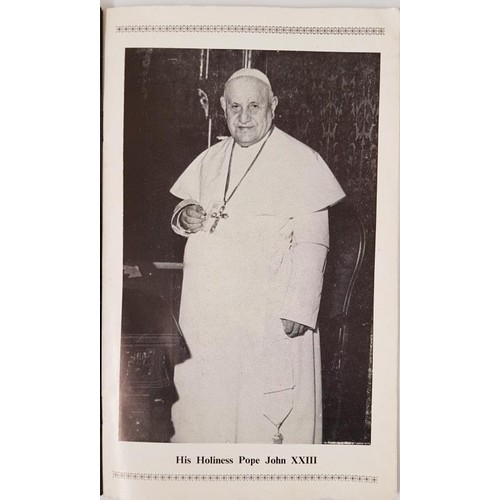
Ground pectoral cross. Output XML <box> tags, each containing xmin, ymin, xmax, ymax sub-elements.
<box><xmin>209</xmin><ymin>205</ymin><xmax>229</xmax><ymax>233</ymax></box>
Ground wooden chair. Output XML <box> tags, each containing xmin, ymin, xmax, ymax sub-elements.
<box><xmin>319</xmin><ymin>202</ymin><xmax>368</xmax><ymax>443</ymax></box>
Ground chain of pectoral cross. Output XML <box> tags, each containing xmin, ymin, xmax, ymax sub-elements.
<box><xmin>209</xmin><ymin>126</ymin><xmax>275</xmax><ymax>233</ymax></box>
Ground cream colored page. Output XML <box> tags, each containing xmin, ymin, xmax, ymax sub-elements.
<box><xmin>102</xmin><ymin>6</ymin><xmax>399</xmax><ymax>500</ymax></box>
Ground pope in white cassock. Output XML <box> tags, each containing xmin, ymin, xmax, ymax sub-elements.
<box><xmin>170</xmin><ymin>68</ymin><xmax>345</xmax><ymax>444</ymax></box>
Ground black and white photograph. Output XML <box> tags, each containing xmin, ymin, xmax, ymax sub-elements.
<box><xmin>101</xmin><ymin>6</ymin><xmax>398</xmax><ymax>499</ymax></box>
<box><xmin>119</xmin><ymin>48</ymin><xmax>380</xmax><ymax>446</ymax></box>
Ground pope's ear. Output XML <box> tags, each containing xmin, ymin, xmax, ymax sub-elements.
<box><xmin>220</xmin><ymin>96</ymin><xmax>226</xmax><ymax>112</ymax></box>
<box><xmin>271</xmin><ymin>96</ymin><xmax>278</xmax><ymax>116</ymax></box>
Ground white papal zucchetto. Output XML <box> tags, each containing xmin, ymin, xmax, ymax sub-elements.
<box><xmin>225</xmin><ymin>68</ymin><xmax>273</xmax><ymax>91</ymax></box>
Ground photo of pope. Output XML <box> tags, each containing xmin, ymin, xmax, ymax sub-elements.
<box><xmin>170</xmin><ymin>68</ymin><xmax>346</xmax><ymax>444</ymax></box>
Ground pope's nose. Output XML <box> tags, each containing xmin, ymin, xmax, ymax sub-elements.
<box><xmin>238</xmin><ymin>108</ymin><xmax>251</xmax><ymax>124</ymax></box>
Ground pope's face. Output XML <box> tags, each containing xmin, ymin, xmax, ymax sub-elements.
<box><xmin>221</xmin><ymin>77</ymin><xmax>278</xmax><ymax>147</ymax></box>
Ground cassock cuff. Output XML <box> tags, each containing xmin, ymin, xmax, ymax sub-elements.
<box><xmin>280</xmin><ymin>242</ymin><xmax>328</xmax><ymax>331</ymax></box>
<box><xmin>171</xmin><ymin>199</ymin><xmax>200</xmax><ymax>237</ymax></box>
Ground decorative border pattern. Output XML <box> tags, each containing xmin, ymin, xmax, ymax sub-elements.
<box><xmin>112</xmin><ymin>471</ymin><xmax>378</xmax><ymax>483</ymax></box>
<box><xmin>116</xmin><ymin>25</ymin><xmax>385</xmax><ymax>36</ymax></box>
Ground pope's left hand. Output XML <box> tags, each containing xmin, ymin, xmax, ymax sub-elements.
<box><xmin>281</xmin><ymin>319</ymin><xmax>308</xmax><ymax>338</ymax></box>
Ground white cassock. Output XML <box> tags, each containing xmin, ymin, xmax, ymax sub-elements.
<box><xmin>170</xmin><ymin>126</ymin><xmax>345</xmax><ymax>444</ymax></box>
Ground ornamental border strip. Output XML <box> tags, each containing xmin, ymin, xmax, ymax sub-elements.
<box><xmin>112</xmin><ymin>471</ymin><xmax>378</xmax><ymax>483</ymax></box>
<box><xmin>115</xmin><ymin>25</ymin><xmax>385</xmax><ymax>36</ymax></box>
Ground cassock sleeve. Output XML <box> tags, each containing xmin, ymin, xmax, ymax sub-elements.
<box><xmin>171</xmin><ymin>199</ymin><xmax>201</xmax><ymax>237</ymax></box>
<box><xmin>280</xmin><ymin>209</ymin><xmax>329</xmax><ymax>330</ymax></box>
<box><xmin>170</xmin><ymin>149</ymin><xmax>206</xmax><ymax>237</ymax></box>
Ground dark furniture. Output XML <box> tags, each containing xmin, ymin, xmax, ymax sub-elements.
<box><xmin>119</xmin><ymin>264</ymin><xmax>184</xmax><ymax>442</ymax></box>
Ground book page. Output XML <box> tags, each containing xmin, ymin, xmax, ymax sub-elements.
<box><xmin>102</xmin><ymin>6</ymin><xmax>399</xmax><ymax>499</ymax></box>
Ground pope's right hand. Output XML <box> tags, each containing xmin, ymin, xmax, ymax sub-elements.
<box><xmin>179</xmin><ymin>204</ymin><xmax>206</xmax><ymax>233</ymax></box>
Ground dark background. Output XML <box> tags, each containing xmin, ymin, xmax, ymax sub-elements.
<box><xmin>121</xmin><ymin>48</ymin><xmax>380</xmax><ymax>444</ymax></box>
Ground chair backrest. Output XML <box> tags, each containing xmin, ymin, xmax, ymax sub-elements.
<box><xmin>321</xmin><ymin>202</ymin><xmax>366</xmax><ymax>324</ymax></box>
<box><xmin>319</xmin><ymin>201</ymin><xmax>367</xmax><ymax>442</ymax></box>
